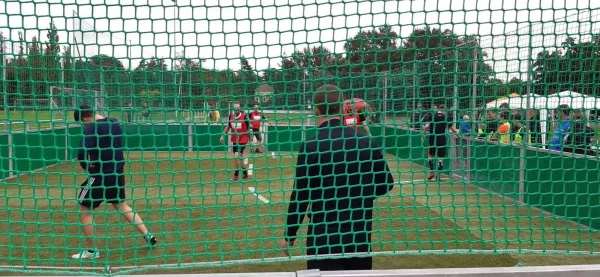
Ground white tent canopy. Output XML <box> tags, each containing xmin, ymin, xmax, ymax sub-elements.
<box><xmin>485</xmin><ymin>93</ymin><xmax>542</xmax><ymax>110</ymax></box>
<box><xmin>485</xmin><ymin>91</ymin><xmax>600</xmax><ymax>110</ymax></box>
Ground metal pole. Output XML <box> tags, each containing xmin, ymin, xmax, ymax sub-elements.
<box><xmin>2</xmin><ymin>38</ymin><xmax>7</xmax><ymax>121</ymax></box>
<box><xmin>453</xmin><ymin>49</ymin><xmax>459</xmax><ymax>122</ymax></box>
<box><xmin>471</xmin><ymin>48</ymin><xmax>478</xmax><ymax>125</ymax></box>
<box><xmin>412</xmin><ymin>62</ymin><xmax>417</xmax><ymax>112</ymax></box>
<box><xmin>383</xmin><ymin>73</ymin><xmax>388</xmax><ymax>125</ymax></box>
<box><xmin>519</xmin><ymin>25</ymin><xmax>534</xmax><ymax>205</ymax></box>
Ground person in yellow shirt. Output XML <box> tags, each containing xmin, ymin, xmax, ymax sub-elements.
<box><xmin>511</xmin><ymin>113</ymin><xmax>530</xmax><ymax>145</ymax></box>
<box><xmin>496</xmin><ymin>110</ymin><xmax>511</xmax><ymax>144</ymax></box>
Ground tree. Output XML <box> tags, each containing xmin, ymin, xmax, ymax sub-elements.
<box><xmin>28</xmin><ymin>36</ymin><xmax>45</xmax><ymax>95</ymax></box>
<box><xmin>43</xmin><ymin>22</ymin><xmax>61</xmax><ymax>92</ymax></box>
<box><xmin>343</xmin><ymin>25</ymin><xmax>400</xmax><ymax>72</ymax></box>
<box><xmin>89</xmin><ymin>54</ymin><xmax>125</xmax><ymax>70</ymax></box>
<box><xmin>398</xmin><ymin>28</ymin><xmax>495</xmax><ymax>109</ymax></box>
<box><xmin>532</xmin><ymin>36</ymin><xmax>600</xmax><ymax>96</ymax></box>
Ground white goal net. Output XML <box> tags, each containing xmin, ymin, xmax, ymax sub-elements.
<box><xmin>49</xmin><ymin>86</ymin><xmax>106</xmax><ymax>121</ymax></box>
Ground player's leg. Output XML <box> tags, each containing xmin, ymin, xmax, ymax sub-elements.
<box><xmin>253</xmin><ymin>129</ymin><xmax>263</xmax><ymax>153</ymax></box>
<box><xmin>435</xmin><ymin>139</ymin><xmax>448</xmax><ymax>181</ymax></box>
<box><xmin>230</xmin><ymin>145</ymin><xmax>241</xmax><ymax>181</ymax></box>
<box><xmin>72</xmin><ymin>176</ymin><xmax>102</xmax><ymax>260</ymax></box>
<box><xmin>427</xmin><ymin>138</ymin><xmax>436</xmax><ymax>181</ymax></box>
<box><xmin>106</xmin><ymin>175</ymin><xmax>157</xmax><ymax>246</ymax></box>
<box><xmin>238</xmin><ymin>145</ymin><xmax>249</xmax><ymax>179</ymax></box>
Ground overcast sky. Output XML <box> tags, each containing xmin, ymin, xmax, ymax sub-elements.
<box><xmin>0</xmin><ymin>0</ymin><xmax>599</xmax><ymax>80</ymax></box>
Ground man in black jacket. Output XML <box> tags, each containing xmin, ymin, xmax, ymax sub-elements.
<box><xmin>279</xmin><ymin>84</ymin><xmax>395</xmax><ymax>271</ymax></box>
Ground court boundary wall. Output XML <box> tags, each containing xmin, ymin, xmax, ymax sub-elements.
<box><xmin>380</xmin><ymin>123</ymin><xmax>600</xmax><ymax>231</ymax></box>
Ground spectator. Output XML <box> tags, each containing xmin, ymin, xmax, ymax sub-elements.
<box><xmin>549</xmin><ymin>104</ymin><xmax>571</xmax><ymax>152</ymax></box>
<box><xmin>459</xmin><ymin>115</ymin><xmax>471</xmax><ymax>134</ymax></box>
<box><xmin>564</xmin><ymin>109</ymin><xmax>596</xmax><ymax>155</ymax></box>
<box><xmin>478</xmin><ymin>110</ymin><xmax>499</xmax><ymax>141</ymax></box>
<box><xmin>497</xmin><ymin>110</ymin><xmax>511</xmax><ymax>144</ymax></box>
<box><xmin>511</xmin><ymin>113</ymin><xmax>530</xmax><ymax>145</ymax></box>
<box><xmin>530</xmin><ymin>110</ymin><xmax>542</xmax><ymax>145</ymax></box>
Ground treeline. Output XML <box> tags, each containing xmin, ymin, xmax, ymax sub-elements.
<box><xmin>1</xmin><ymin>22</ymin><xmax>599</xmax><ymax>111</ymax></box>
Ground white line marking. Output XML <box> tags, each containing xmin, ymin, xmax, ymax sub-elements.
<box><xmin>247</xmin><ymin>187</ymin><xmax>270</xmax><ymax>203</ymax></box>
<box><xmin>397</xmin><ymin>178</ymin><xmax>450</xmax><ymax>185</ymax></box>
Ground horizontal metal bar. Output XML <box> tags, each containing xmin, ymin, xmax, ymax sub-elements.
<box><xmin>320</xmin><ymin>264</ymin><xmax>600</xmax><ymax>277</ymax></box>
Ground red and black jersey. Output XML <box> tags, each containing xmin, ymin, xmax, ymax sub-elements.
<box><xmin>228</xmin><ymin>112</ymin><xmax>251</xmax><ymax>144</ymax></box>
<box><xmin>249</xmin><ymin>111</ymin><xmax>265</xmax><ymax>129</ymax></box>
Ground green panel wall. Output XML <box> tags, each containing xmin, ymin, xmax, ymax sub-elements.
<box><xmin>525</xmin><ymin>151</ymin><xmax>600</xmax><ymax>229</ymax></box>
<box><xmin>12</xmin><ymin>129</ymin><xmax>67</xmax><ymax>173</ymax></box>
<box><xmin>122</xmin><ymin>123</ymin><xmax>189</xmax><ymax>151</ymax></box>
<box><xmin>67</xmin><ymin>125</ymin><xmax>83</xmax><ymax>159</ymax></box>
<box><xmin>193</xmin><ymin>124</ymin><xmax>228</xmax><ymax>152</ymax></box>
<box><xmin>469</xmin><ymin>141</ymin><xmax>521</xmax><ymax>199</ymax></box>
<box><xmin>0</xmin><ymin>135</ymin><xmax>9</xmax><ymax>180</ymax></box>
<box><xmin>267</xmin><ymin>125</ymin><xmax>304</xmax><ymax>152</ymax></box>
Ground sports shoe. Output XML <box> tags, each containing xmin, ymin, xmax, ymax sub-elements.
<box><xmin>426</xmin><ymin>173</ymin><xmax>436</xmax><ymax>181</ymax></box>
<box><xmin>144</xmin><ymin>233</ymin><xmax>157</xmax><ymax>247</ymax></box>
<box><xmin>242</xmin><ymin>174</ymin><xmax>249</xmax><ymax>180</ymax></box>
<box><xmin>230</xmin><ymin>176</ymin><xmax>239</xmax><ymax>182</ymax></box>
<box><xmin>71</xmin><ymin>250</ymin><xmax>100</xmax><ymax>260</ymax></box>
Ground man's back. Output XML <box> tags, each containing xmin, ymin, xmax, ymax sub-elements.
<box><xmin>294</xmin><ymin>119</ymin><xmax>394</xmax><ymax>254</ymax></box>
<box><xmin>80</xmin><ymin>118</ymin><xmax>125</xmax><ymax>174</ymax></box>
<box><xmin>430</xmin><ymin>112</ymin><xmax>450</xmax><ymax>138</ymax></box>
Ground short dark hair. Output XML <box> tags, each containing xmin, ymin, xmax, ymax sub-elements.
<box><xmin>558</xmin><ymin>104</ymin><xmax>570</xmax><ymax>116</ymax></box>
<box><xmin>314</xmin><ymin>84</ymin><xmax>343</xmax><ymax>116</ymax></box>
<box><xmin>74</xmin><ymin>104</ymin><xmax>93</xmax><ymax>121</ymax></box>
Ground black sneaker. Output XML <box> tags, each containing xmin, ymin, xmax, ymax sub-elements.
<box><xmin>144</xmin><ymin>234</ymin><xmax>158</xmax><ymax>247</ymax></box>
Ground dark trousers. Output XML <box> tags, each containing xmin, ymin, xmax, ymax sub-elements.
<box><xmin>307</xmin><ymin>256</ymin><xmax>372</xmax><ymax>271</ymax></box>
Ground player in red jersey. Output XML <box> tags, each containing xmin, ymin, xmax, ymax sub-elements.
<box><xmin>249</xmin><ymin>105</ymin><xmax>274</xmax><ymax>154</ymax></box>
<box><xmin>342</xmin><ymin>99</ymin><xmax>370</xmax><ymax>135</ymax></box>
<box><xmin>220</xmin><ymin>103</ymin><xmax>252</xmax><ymax>181</ymax></box>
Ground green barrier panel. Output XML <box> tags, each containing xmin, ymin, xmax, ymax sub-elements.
<box><xmin>67</xmin><ymin>126</ymin><xmax>83</xmax><ymax>160</ymax></box>
<box><xmin>525</xmin><ymin>151</ymin><xmax>600</xmax><ymax>230</ymax></box>
<box><xmin>469</xmin><ymin>141</ymin><xmax>522</xmax><ymax>200</ymax></box>
<box><xmin>267</xmin><ymin>125</ymin><xmax>304</xmax><ymax>152</ymax></box>
<box><xmin>0</xmin><ymin>135</ymin><xmax>8</xmax><ymax>180</ymax></box>
<box><xmin>122</xmin><ymin>123</ymin><xmax>189</xmax><ymax>151</ymax></box>
<box><xmin>193</xmin><ymin>124</ymin><xmax>228</xmax><ymax>152</ymax></box>
<box><xmin>12</xmin><ymin>129</ymin><xmax>67</xmax><ymax>174</ymax></box>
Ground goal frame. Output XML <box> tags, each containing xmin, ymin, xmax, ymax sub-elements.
<box><xmin>49</xmin><ymin>86</ymin><xmax>106</xmax><ymax>118</ymax></box>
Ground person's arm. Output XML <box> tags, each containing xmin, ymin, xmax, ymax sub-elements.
<box><xmin>284</xmin><ymin>143</ymin><xmax>311</xmax><ymax>243</ymax></box>
<box><xmin>221</xmin><ymin>122</ymin><xmax>231</xmax><ymax>142</ymax></box>
<box><xmin>78</xmin><ymin>125</ymin><xmax>99</xmax><ymax>171</ymax></box>
<box><xmin>449</xmin><ymin>125</ymin><xmax>459</xmax><ymax>134</ymax></box>
<box><xmin>262</xmin><ymin>115</ymin><xmax>274</xmax><ymax>126</ymax></box>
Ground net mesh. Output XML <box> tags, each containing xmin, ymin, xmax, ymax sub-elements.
<box><xmin>1</xmin><ymin>1</ymin><xmax>600</xmax><ymax>276</ymax></box>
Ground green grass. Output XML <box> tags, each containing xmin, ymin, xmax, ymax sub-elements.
<box><xmin>1</xmin><ymin>151</ymin><xmax>599</xmax><ymax>276</ymax></box>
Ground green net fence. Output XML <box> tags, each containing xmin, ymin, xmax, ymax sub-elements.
<box><xmin>2</xmin><ymin>1</ymin><xmax>600</xmax><ymax>276</ymax></box>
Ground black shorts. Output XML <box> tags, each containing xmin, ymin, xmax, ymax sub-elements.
<box><xmin>232</xmin><ymin>144</ymin><xmax>247</xmax><ymax>155</ymax></box>
<box><xmin>78</xmin><ymin>174</ymin><xmax>126</xmax><ymax>209</ymax></box>
<box><xmin>252</xmin><ymin>128</ymin><xmax>262</xmax><ymax>141</ymax></box>
<box><xmin>428</xmin><ymin>138</ymin><xmax>447</xmax><ymax>157</ymax></box>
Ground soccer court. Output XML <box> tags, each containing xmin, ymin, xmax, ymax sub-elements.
<box><xmin>1</xmin><ymin>151</ymin><xmax>599</xmax><ymax>275</ymax></box>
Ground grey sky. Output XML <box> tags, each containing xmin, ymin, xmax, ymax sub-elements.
<box><xmin>1</xmin><ymin>0</ymin><xmax>599</xmax><ymax>80</ymax></box>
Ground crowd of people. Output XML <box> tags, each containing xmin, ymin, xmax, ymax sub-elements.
<box><xmin>438</xmin><ymin>103</ymin><xmax>598</xmax><ymax>156</ymax></box>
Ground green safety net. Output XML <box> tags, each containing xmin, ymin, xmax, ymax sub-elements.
<box><xmin>1</xmin><ymin>0</ymin><xmax>600</xmax><ymax>276</ymax></box>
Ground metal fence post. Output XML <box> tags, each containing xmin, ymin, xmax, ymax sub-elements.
<box><xmin>188</xmin><ymin>124</ymin><xmax>193</xmax><ymax>152</ymax></box>
<box><xmin>7</xmin><ymin>132</ymin><xmax>12</xmax><ymax>178</ymax></box>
